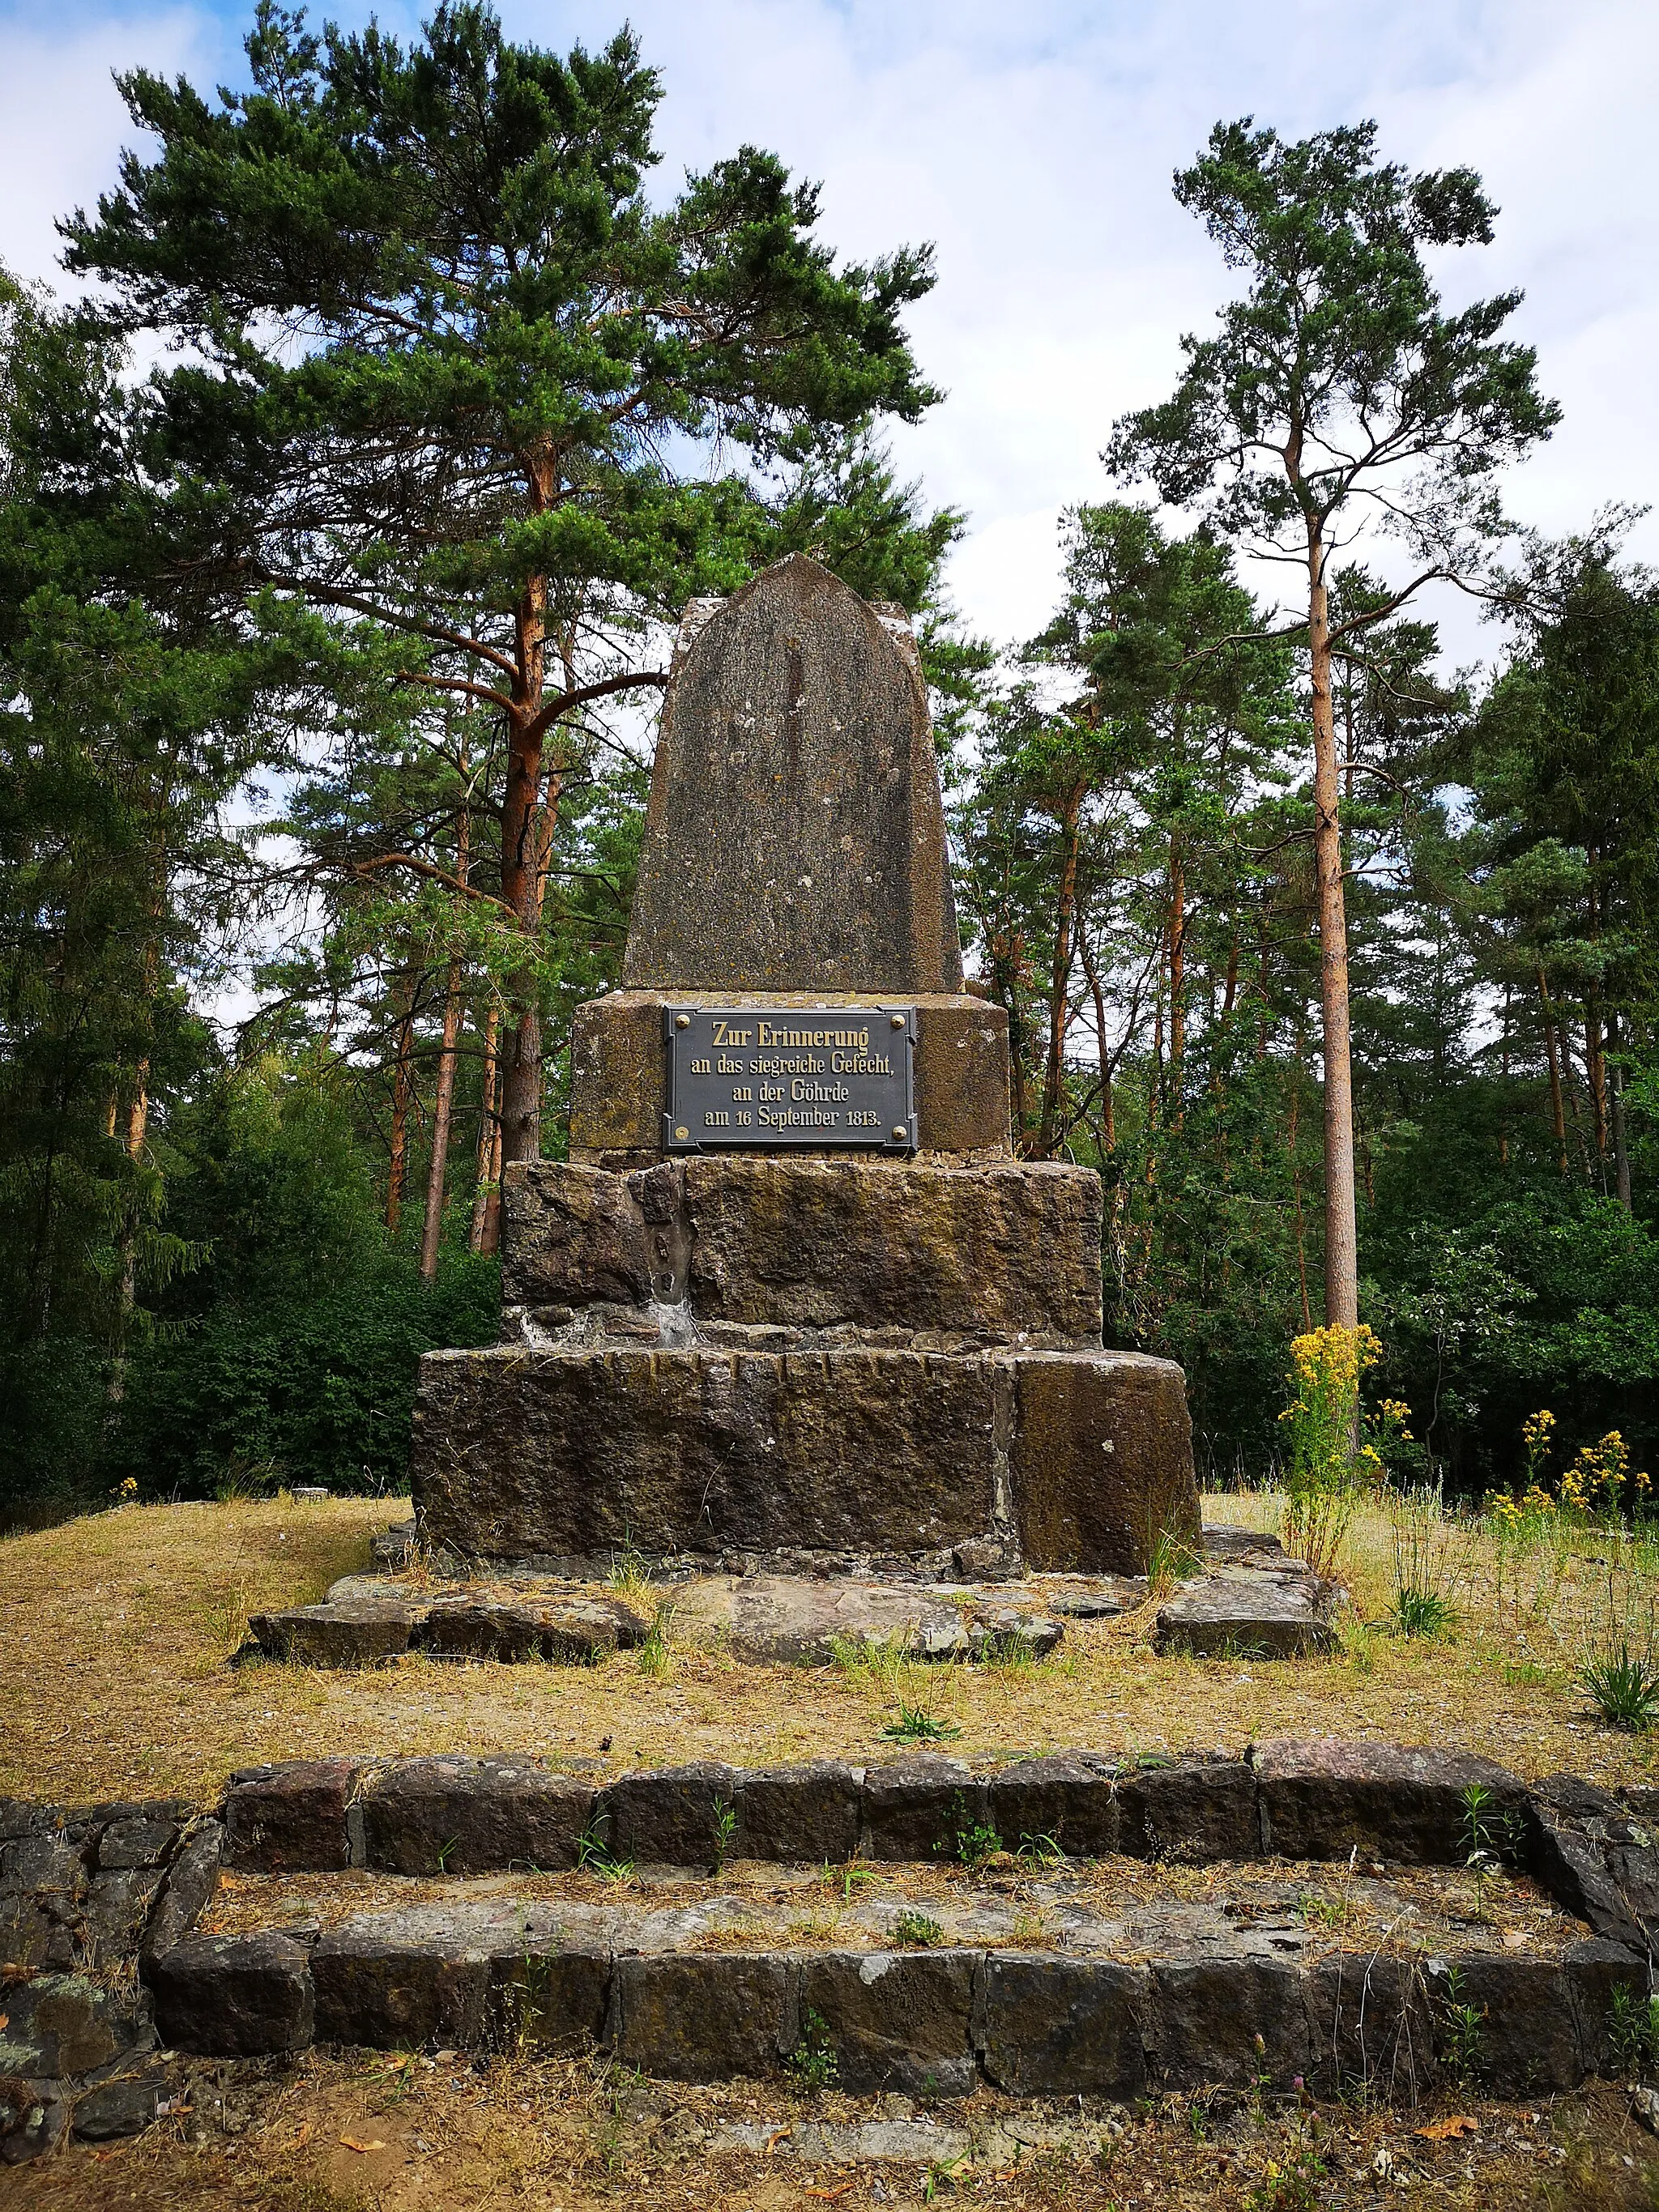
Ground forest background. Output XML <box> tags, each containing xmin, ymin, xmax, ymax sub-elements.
<box><xmin>2</xmin><ymin>1</ymin><xmax>1657</xmax><ymax>1521</ymax></box>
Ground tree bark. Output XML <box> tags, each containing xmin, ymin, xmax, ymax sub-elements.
<box><xmin>1168</xmin><ymin>833</ymin><xmax>1186</xmax><ymax>1126</ymax></box>
<box><xmin>1537</xmin><ymin>966</ymin><xmax>1569</xmax><ymax>1175</ymax></box>
<box><xmin>470</xmin><ymin>1002</ymin><xmax>501</xmax><ymax>1255</ymax></box>
<box><xmin>496</xmin><ymin>454</ymin><xmax>555</xmax><ymax>1169</ymax></box>
<box><xmin>386</xmin><ymin>970</ymin><xmax>419</xmax><ymax>1235</ymax></box>
<box><xmin>1307</xmin><ymin>520</ymin><xmax>1359</xmax><ymax>1331</ymax></box>
<box><xmin>1037</xmin><ymin>779</ymin><xmax>1085</xmax><ymax>1158</ymax></box>
<box><xmin>1609</xmin><ymin>1009</ymin><xmax>1632</xmax><ymax>1208</ymax></box>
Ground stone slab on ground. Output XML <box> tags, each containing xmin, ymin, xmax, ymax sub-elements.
<box><xmin>1154</xmin><ymin>1563</ymin><xmax>1344</xmax><ymax>1657</ymax></box>
<box><xmin>248</xmin><ymin>1585</ymin><xmax>650</xmax><ymax>1669</ymax></box>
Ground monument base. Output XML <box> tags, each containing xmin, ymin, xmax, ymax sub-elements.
<box><xmin>409</xmin><ymin>1340</ymin><xmax>1199</xmax><ymax>1579</ymax></box>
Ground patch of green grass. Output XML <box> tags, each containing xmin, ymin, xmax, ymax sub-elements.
<box><xmin>880</xmin><ymin>1703</ymin><xmax>961</xmax><ymax>1744</ymax></box>
<box><xmin>1580</xmin><ymin>1641</ymin><xmax>1659</xmax><ymax>1733</ymax></box>
<box><xmin>892</xmin><ymin>1907</ymin><xmax>945</xmax><ymax>1948</ymax></box>
<box><xmin>1392</xmin><ymin>1585</ymin><xmax>1457</xmax><ymax>1639</ymax></box>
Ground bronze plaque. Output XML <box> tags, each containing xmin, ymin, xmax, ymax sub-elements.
<box><xmin>663</xmin><ymin>1006</ymin><xmax>915</xmax><ymax>1153</ymax></box>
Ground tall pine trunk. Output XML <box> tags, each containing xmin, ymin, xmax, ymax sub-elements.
<box><xmin>386</xmin><ymin>970</ymin><xmax>418</xmax><ymax>1235</ymax></box>
<box><xmin>1306</xmin><ymin>520</ymin><xmax>1359</xmax><ymax>1331</ymax></box>
<box><xmin>1537</xmin><ymin>967</ymin><xmax>1569</xmax><ymax>1175</ymax></box>
<box><xmin>471</xmin><ymin>1003</ymin><xmax>501</xmax><ymax>1256</ymax></box>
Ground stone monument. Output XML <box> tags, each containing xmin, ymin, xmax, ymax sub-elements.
<box><xmin>411</xmin><ymin>555</ymin><xmax>1199</xmax><ymax>1581</ymax></box>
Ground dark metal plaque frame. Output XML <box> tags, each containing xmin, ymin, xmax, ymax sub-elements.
<box><xmin>662</xmin><ymin>1005</ymin><xmax>916</xmax><ymax>1154</ymax></box>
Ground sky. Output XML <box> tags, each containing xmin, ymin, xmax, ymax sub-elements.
<box><xmin>2</xmin><ymin>0</ymin><xmax>1656</xmax><ymax>668</ymax></box>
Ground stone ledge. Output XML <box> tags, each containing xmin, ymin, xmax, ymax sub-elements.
<box><xmin>201</xmin><ymin>1740</ymin><xmax>1624</xmax><ymax>1884</ymax></box>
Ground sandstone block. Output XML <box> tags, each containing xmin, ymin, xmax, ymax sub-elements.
<box><xmin>796</xmin><ymin>1950</ymin><xmax>976</xmax><ymax>2095</ymax></box>
<box><xmin>601</xmin><ymin>1764</ymin><xmax>747</xmax><ymax>1870</ymax></box>
<box><xmin>248</xmin><ymin>1603</ymin><xmax>417</xmax><ymax>1667</ymax></box>
<box><xmin>1009</xmin><ymin>1350</ymin><xmax>1201</xmax><ymax>1574</ymax></box>
<box><xmin>312</xmin><ymin>1914</ymin><xmax>492</xmax><ymax>2048</ymax></box>
<box><xmin>612</xmin><ymin>1954</ymin><xmax>794</xmax><ymax>2081</ymax></box>
<box><xmin>1305</xmin><ymin>1953</ymin><xmax>1434</xmax><ymax>2101</ymax></box>
<box><xmin>147</xmin><ymin>1933</ymin><xmax>313</xmax><ymax>2056</ymax></box>
<box><xmin>96</xmin><ymin>1814</ymin><xmax>181</xmax><ymax>1871</ymax></box>
<box><xmin>493</xmin><ymin>1946</ymin><xmax>612</xmax><ymax>2054</ymax></box>
<box><xmin>1151</xmin><ymin>1957</ymin><xmax>1312</xmax><ymax>2088</ymax></box>
<box><xmin>412</xmin><ymin>1345</ymin><xmax>1002</xmax><ymax>1565</ymax></box>
<box><xmin>1527</xmin><ymin>1774</ymin><xmax>1659</xmax><ymax>1947</ymax></box>
<box><xmin>1566</xmin><ymin>1939</ymin><xmax>1649</xmax><ymax>2074</ymax></box>
<box><xmin>1254</xmin><ymin>1740</ymin><xmax>1527</xmax><ymax>1863</ymax></box>
<box><xmin>70</xmin><ymin>2058</ymin><xmax>173</xmax><ymax>2143</ymax></box>
<box><xmin>1155</xmin><ymin>1573</ymin><xmax>1340</xmax><ymax>1659</ymax></box>
<box><xmin>985</xmin><ymin>1756</ymin><xmax>1119</xmax><ymax>1860</ymax></box>
<box><xmin>224</xmin><ymin>1762</ymin><xmax>359</xmax><ymax>1872</ymax></box>
<box><xmin>141</xmin><ymin>1820</ymin><xmax>222</xmax><ymax>1963</ymax></box>
<box><xmin>737</xmin><ymin>1763</ymin><xmax>862</xmax><ymax>1863</ymax></box>
<box><xmin>860</xmin><ymin>1758</ymin><xmax>984</xmax><ymax>1864</ymax></box>
<box><xmin>0</xmin><ymin>1973</ymin><xmax>142</xmax><ymax>2079</ymax></box>
<box><xmin>360</xmin><ymin>1759</ymin><xmax>592</xmax><ymax>1877</ymax></box>
<box><xmin>1425</xmin><ymin>1954</ymin><xmax>1581</xmax><ymax>2094</ymax></box>
<box><xmin>622</xmin><ymin>558</ymin><xmax>961</xmax><ymax>998</ymax></box>
<box><xmin>1116</xmin><ymin>1759</ymin><xmax>1260</xmax><ymax>1864</ymax></box>
<box><xmin>976</xmin><ymin>1955</ymin><xmax>1147</xmax><ymax>2096</ymax></box>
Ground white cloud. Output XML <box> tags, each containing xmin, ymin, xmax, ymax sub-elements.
<box><xmin>3</xmin><ymin>0</ymin><xmax>1655</xmax><ymax>663</ymax></box>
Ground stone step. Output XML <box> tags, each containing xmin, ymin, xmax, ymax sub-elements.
<box><xmin>214</xmin><ymin>1742</ymin><xmax>1540</xmax><ymax>1879</ymax></box>
<box><xmin>146</xmin><ymin>1856</ymin><xmax>1635</xmax><ymax>2101</ymax></box>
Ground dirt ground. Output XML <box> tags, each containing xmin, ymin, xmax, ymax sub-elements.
<box><xmin>2</xmin><ymin>1493</ymin><xmax>1655</xmax><ymax>1808</ymax></box>
<box><xmin>8</xmin><ymin>2051</ymin><xmax>1659</xmax><ymax>2212</ymax></box>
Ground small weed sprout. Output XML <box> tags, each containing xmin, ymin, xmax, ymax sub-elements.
<box><xmin>575</xmin><ymin>1819</ymin><xmax>634</xmax><ymax>1884</ymax></box>
<box><xmin>892</xmin><ymin>1907</ymin><xmax>945</xmax><ymax>1947</ymax></box>
<box><xmin>1147</xmin><ymin>1529</ymin><xmax>1200</xmax><ymax>1597</ymax></box>
<box><xmin>824</xmin><ymin>1860</ymin><xmax>878</xmax><ymax>1904</ymax></box>
<box><xmin>1016</xmin><ymin>1830</ymin><xmax>1064</xmax><ymax>1866</ymax></box>
<box><xmin>978</xmin><ymin>1624</ymin><xmax>1041</xmax><ymax>1671</ymax></box>
<box><xmin>635</xmin><ymin>1600</ymin><xmax>675</xmax><ymax>1681</ymax></box>
<box><xmin>608</xmin><ymin>1535</ymin><xmax>653</xmax><ymax>1602</ymax></box>
<box><xmin>710</xmin><ymin>1797</ymin><xmax>739</xmax><ymax>1872</ymax></box>
<box><xmin>434</xmin><ymin>1834</ymin><xmax>460</xmax><ymax>1873</ymax></box>
<box><xmin>787</xmin><ymin>2008</ymin><xmax>838</xmax><ymax>2093</ymax></box>
<box><xmin>1609</xmin><ymin>1985</ymin><xmax>1659</xmax><ymax>2076</ymax></box>
<box><xmin>1436</xmin><ymin>1963</ymin><xmax>1486</xmax><ymax>2082</ymax></box>
<box><xmin>939</xmin><ymin>1792</ymin><xmax>1002</xmax><ymax>1869</ymax></box>
<box><xmin>1243</xmin><ymin>2140</ymin><xmax>1328</xmax><ymax>2212</ymax></box>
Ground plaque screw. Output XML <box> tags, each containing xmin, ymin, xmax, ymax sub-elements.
<box><xmin>675</xmin><ymin>1013</ymin><xmax>691</xmax><ymax>1029</ymax></box>
<box><xmin>675</xmin><ymin>1126</ymin><xmax>689</xmax><ymax>1141</ymax></box>
<box><xmin>892</xmin><ymin>1125</ymin><xmax>908</xmax><ymax>1142</ymax></box>
<box><xmin>889</xmin><ymin>1012</ymin><xmax>905</xmax><ymax>1028</ymax></box>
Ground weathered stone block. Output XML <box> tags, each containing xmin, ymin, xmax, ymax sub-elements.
<box><xmin>141</xmin><ymin>1820</ymin><xmax>223</xmax><ymax>1962</ymax></box>
<box><xmin>796</xmin><ymin>1950</ymin><xmax>976</xmax><ymax>2095</ymax></box>
<box><xmin>1255</xmin><ymin>1740</ymin><xmax>1526</xmax><ymax>1864</ymax></box>
<box><xmin>1565</xmin><ymin>1938</ymin><xmax>1648</xmax><ymax>2073</ymax></box>
<box><xmin>1426</xmin><ymin>1955</ymin><xmax>1582</xmax><ymax>2095</ymax></box>
<box><xmin>82</xmin><ymin>1869</ymin><xmax>165</xmax><ymax>1963</ymax></box>
<box><xmin>623</xmin><ymin>559</ymin><xmax>962</xmax><ymax>998</ymax></box>
<box><xmin>1155</xmin><ymin>1574</ymin><xmax>1339</xmax><ymax>1658</ymax></box>
<box><xmin>492</xmin><ymin>1946</ymin><xmax>612</xmax><ymax>2054</ymax></box>
<box><xmin>1150</xmin><ymin>1958</ymin><xmax>1312</xmax><ymax>2088</ymax></box>
<box><xmin>224</xmin><ymin>1761</ymin><xmax>359</xmax><ymax>1872</ymax></box>
<box><xmin>0</xmin><ymin>1973</ymin><xmax>142</xmax><ymax>2079</ymax></box>
<box><xmin>312</xmin><ymin>1914</ymin><xmax>491</xmax><ymax>2048</ymax></box>
<box><xmin>0</xmin><ymin>1831</ymin><xmax>87</xmax><ymax>1971</ymax></box>
<box><xmin>360</xmin><ymin>1759</ymin><xmax>592</xmax><ymax>1877</ymax></box>
<box><xmin>737</xmin><ymin>1763</ymin><xmax>862</xmax><ymax>1863</ymax></box>
<box><xmin>976</xmin><ymin>1955</ymin><xmax>1147</xmax><ymax>2096</ymax></box>
<box><xmin>1528</xmin><ymin>1774</ymin><xmax>1659</xmax><ymax>1948</ymax></box>
<box><xmin>412</xmin><ymin>1345</ymin><xmax>1001</xmax><ymax>1564</ymax></box>
<box><xmin>611</xmin><ymin>1954</ymin><xmax>794</xmax><ymax>2081</ymax></box>
<box><xmin>248</xmin><ymin>1604</ymin><xmax>416</xmax><ymax>1667</ymax></box>
<box><xmin>602</xmin><ymin>1764</ymin><xmax>746</xmax><ymax>1870</ymax></box>
<box><xmin>679</xmin><ymin>1159</ymin><xmax>1097</xmax><ymax>1339</ymax></box>
<box><xmin>1116</xmin><ymin>1759</ymin><xmax>1260</xmax><ymax>1864</ymax></box>
<box><xmin>985</xmin><ymin>1756</ymin><xmax>1119</xmax><ymax>1860</ymax></box>
<box><xmin>0</xmin><ymin>2079</ymin><xmax>68</xmax><ymax>2165</ymax></box>
<box><xmin>1305</xmin><ymin>1953</ymin><xmax>1435</xmax><ymax>2101</ymax></box>
<box><xmin>96</xmin><ymin>1813</ymin><xmax>181</xmax><ymax>1871</ymax></box>
<box><xmin>147</xmin><ymin>1933</ymin><xmax>314</xmax><ymax>2056</ymax></box>
<box><xmin>1009</xmin><ymin>1350</ymin><xmax>1201</xmax><ymax>1575</ymax></box>
<box><xmin>860</xmin><ymin>1758</ymin><xmax>984</xmax><ymax>1864</ymax></box>
<box><xmin>71</xmin><ymin>2057</ymin><xmax>173</xmax><ymax>2143</ymax></box>
<box><xmin>569</xmin><ymin>991</ymin><xmax>1010</xmax><ymax>1161</ymax></box>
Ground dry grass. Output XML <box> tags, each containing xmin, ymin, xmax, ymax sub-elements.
<box><xmin>4</xmin><ymin>1492</ymin><xmax>1659</xmax><ymax>1808</ymax></box>
<box><xmin>7</xmin><ymin>2049</ymin><xmax>1656</xmax><ymax>2212</ymax></box>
